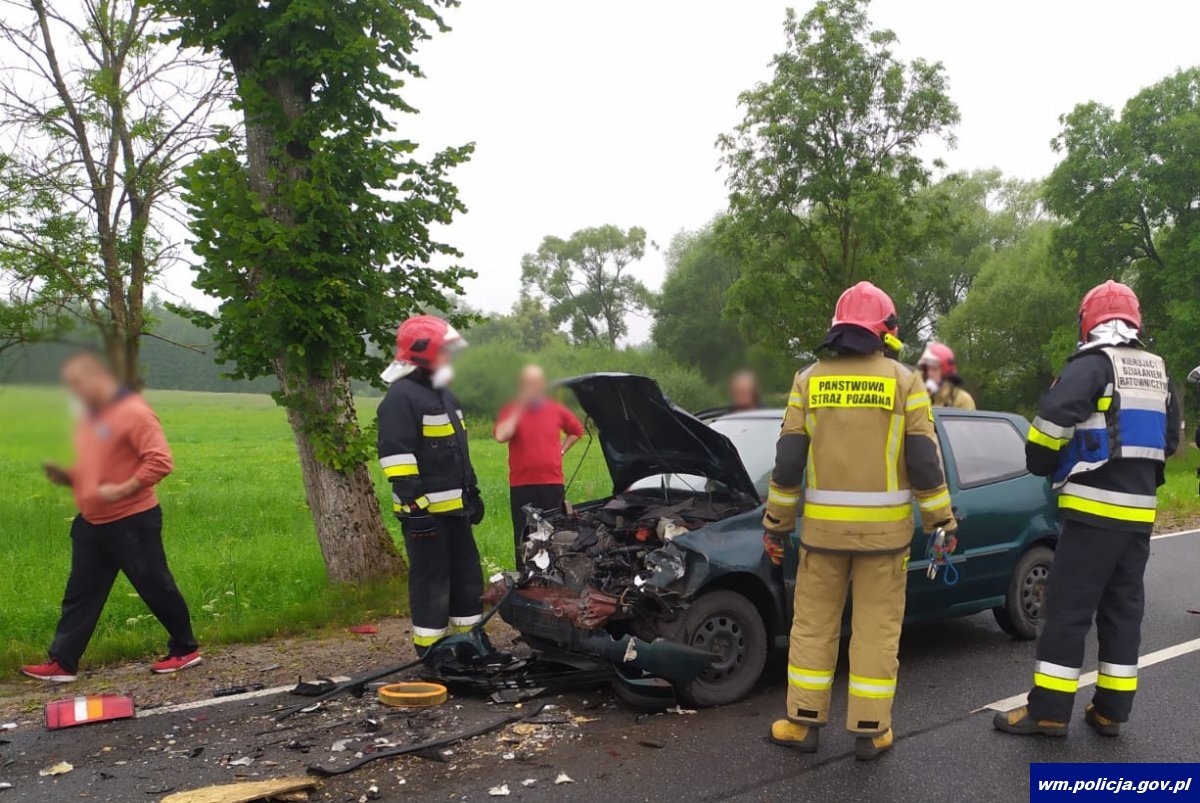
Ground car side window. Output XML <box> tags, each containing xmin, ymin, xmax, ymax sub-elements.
<box><xmin>940</xmin><ymin>417</ymin><xmax>1028</xmax><ymax>488</ymax></box>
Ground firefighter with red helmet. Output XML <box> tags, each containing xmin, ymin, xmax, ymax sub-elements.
<box><xmin>918</xmin><ymin>342</ymin><xmax>975</xmax><ymax>410</ymax></box>
<box><xmin>994</xmin><ymin>281</ymin><xmax>1180</xmax><ymax>738</ymax></box>
<box><xmin>376</xmin><ymin>315</ymin><xmax>485</xmax><ymax>655</ymax></box>
<box><xmin>765</xmin><ymin>281</ymin><xmax>956</xmax><ymax>761</ymax></box>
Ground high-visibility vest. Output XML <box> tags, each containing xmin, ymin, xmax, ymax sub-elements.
<box><xmin>1051</xmin><ymin>346</ymin><xmax>1169</xmax><ymax>488</ymax></box>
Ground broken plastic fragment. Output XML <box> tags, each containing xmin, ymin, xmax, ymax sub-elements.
<box><xmin>622</xmin><ymin>639</ymin><xmax>638</xmax><ymax>663</ymax></box>
<box><xmin>38</xmin><ymin>762</ymin><xmax>73</xmax><ymax>777</ymax></box>
<box><xmin>532</xmin><ymin>550</ymin><xmax>550</xmax><ymax>570</ymax></box>
<box><xmin>666</xmin><ymin>705</ymin><xmax>697</xmax><ymax>715</ymax></box>
<box><xmin>228</xmin><ymin>756</ymin><xmax>255</xmax><ymax>767</ymax></box>
<box><xmin>488</xmin><ymin>783</ymin><xmax>511</xmax><ymax>796</ymax></box>
<box><xmin>521</xmin><ymin>779</ymin><xmax>537</xmax><ymax>787</ymax></box>
<box><xmin>554</xmin><ymin>773</ymin><xmax>574</xmax><ymax>785</ymax></box>
<box><xmin>332</xmin><ymin>739</ymin><xmax>352</xmax><ymax>752</ymax></box>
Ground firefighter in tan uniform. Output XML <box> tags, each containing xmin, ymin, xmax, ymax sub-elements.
<box><xmin>919</xmin><ymin>342</ymin><xmax>975</xmax><ymax>410</ymax></box>
<box><xmin>764</xmin><ymin>282</ymin><xmax>957</xmax><ymax>761</ymax></box>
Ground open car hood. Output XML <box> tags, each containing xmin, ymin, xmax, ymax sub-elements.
<box><xmin>559</xmin><ymin>373</ymin><xmax>759</xmax><ymax>504</ymax></box>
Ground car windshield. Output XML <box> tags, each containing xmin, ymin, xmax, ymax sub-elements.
<box><xmin>627</xmin><ymin>413</ymin><xmax>782</xmax><ymax>499</ymax></box>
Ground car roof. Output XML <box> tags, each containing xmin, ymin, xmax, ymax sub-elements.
<box><xmin>712</xmin><ymin>408</ymin><xmax>1030</xmax><ymax>425</ymax></box>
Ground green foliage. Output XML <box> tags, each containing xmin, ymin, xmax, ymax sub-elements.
<box><xmin>653</xmin><ymin>224</ymin><xmax>746</xmax><ymax>383</ymax></box>
<box><xmin>901</xmin><ymin>170</ymin><xmax>1044</xmax><ymax>339</ymax></box>
<box><xmin>939</xmin><ymin>223</ymin><xmax>1075</xmax><ymax>414</ymax></box>
<box><xmin>0</xmin><ymin>0</ymin><xmax>225</xmax><ymax>385</ymax></box>
<box><xmin>453</xmin><ymin>340</ymin><xmax>725</xmax><ymax>419</ymax></box>
<box><xmin>154</xmin><ymin>0</ymin><xmax>472</xmax><ymax>470</ymax></box>
<box><xmin>520</xmin><ymin>225</ymin><xmax>653</xmax><ymax>347</ymax></box>
<box><xmin>465</xmin><ymin>295</ymin><xmax>566</xmax><ymax>353</ymax></box>
<box><xmin>718</xmin><ymin>0</ymin><xmax>959</xmax><ymax>355</ymax></box>
<box><xmin>1045</xmin><ymin>68</ymin><xmax>1200</xmax><ymax>381</ymax></box>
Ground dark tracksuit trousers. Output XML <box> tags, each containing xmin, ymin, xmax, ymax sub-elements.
<box><xmin>1027</xmin><ymin>520</ymin><xmax>1150</xmax><ymax>723</ymax></box>
<box><xmin>509</xmin><ymin>483</ymin><xmax>565</xmax><ymax>565</ymax></box>
<box><xmin>403</xmin><ymin>514</ymin><xmax>484</xmax><ymax>654</ymax></box>
<box><xmin>49</xmin><ymin>506</ymin><xmax>198</xmax><ymax>673</ymax></box>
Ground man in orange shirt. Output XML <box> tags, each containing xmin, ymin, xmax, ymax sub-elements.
<box><xmin>21</xmin><ymin>352</ymin><xmax>200</xmax><ymax>683</ymax></box>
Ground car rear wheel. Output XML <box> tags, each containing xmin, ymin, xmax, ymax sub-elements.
<box><xmin>993</xmin><ymin>545</ymin><xmax>1054</xmax><ymax>640</ymax></box>
<box><xmin>671</xmin><ymin>590</ymin><xmax>767</xmax><ymax>707</ymax></box>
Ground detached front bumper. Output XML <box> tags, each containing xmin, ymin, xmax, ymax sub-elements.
<box><xmin>497</xmin><ymin>584</ymin><xmax>715</xmax><ymax>688</ymax></box>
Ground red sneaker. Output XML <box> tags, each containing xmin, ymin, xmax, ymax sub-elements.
<box><xmin>151</xmin><ymin>651</ymin><xmax>202</xmax><ymax>674</ymax></box>
<box><xmin>21</xmin><ymin>661</ymin><xmax>77</xmax><ymax>683</ymax></box>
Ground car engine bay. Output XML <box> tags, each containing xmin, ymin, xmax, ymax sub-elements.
<box><xmin>509</xmin><ymin>491</ymin><xmax>751</xmax><ymax>632</ymax></box>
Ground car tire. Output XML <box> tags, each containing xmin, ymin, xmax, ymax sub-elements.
<box><xmin>993</xmin><ymin>545</ymin><xmax>1054</xmax><ymax>640</ymax></box>
<box><xmin>670</xmin><ymin>590</ymin><xmax>767</xmax><ymax>708</ymax></box>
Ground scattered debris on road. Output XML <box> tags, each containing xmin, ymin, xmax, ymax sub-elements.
<box><xmin>554</xmin><ymin>772</ymin><xmax>574</xmax><ymax>785</ymax></box>
<box><xmin>161</xmin><ymin>776</ymin><xmax>319</xmax><ymax>803</ymax></box>
<box><xmin>348</xmin><ymin>625</ymin><xmax>379</xmax><ymax>635</ymax></box>
<box><xmin>488</xmin><ymin>782</ymin><xmax>511</xmax><ymax>796</ymax></box>
<box><xmin>37</xmin><ymin>761</ymin><xmax>73</xmax><ymax>777</ymax></box>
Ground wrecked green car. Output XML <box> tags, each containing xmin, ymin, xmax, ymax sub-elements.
<box><xmin>498</xmin><ymin>373</ymin><xmax>1059</xmax><ymax>707</ymax></box>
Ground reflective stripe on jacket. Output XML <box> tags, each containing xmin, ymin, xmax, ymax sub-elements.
<box><xmin>763</xmin><ymin>352</ymin><xmax>954</xmax><ymax>553</ymax></box>
<box><xmin>376</xmin><ymin>373</ymin><xmax>475</xmax><ymax>518</ymax></box>
<box><xmin>1026</xmin><ymin>345</ymin><xmax>1179</xmax><ymax>532</ymax></box>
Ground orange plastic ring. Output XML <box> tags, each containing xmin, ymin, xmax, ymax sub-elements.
<box><xmin>377</xmin><ymin>682</ymin><xmax>448</xmax><ymax>708</ymax></box>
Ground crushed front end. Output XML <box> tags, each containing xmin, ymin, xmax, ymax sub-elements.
<box><xmin>494</xmin><ymin>493</ymin><xmax>748</xmax><ymax>690</ymax></box>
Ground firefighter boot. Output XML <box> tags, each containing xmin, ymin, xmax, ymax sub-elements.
<box><xmin>992</xmin><ymin>706</ymin><xmax>1068</xmax><ymax>737</ymax></box>
<box><xmin>1084</xmin><ymin>704</ymin><xmax>1121</xmax><ymax>737</ymax></box>
<box><xmin>770</xmin><ymin>720</ymin><xmax>819</xmax><ymax>753</ymax></box>
<box><xmin>854</xmin><ymin>728</ymin><xmax>893</xmax><ymax>761</ymax></box>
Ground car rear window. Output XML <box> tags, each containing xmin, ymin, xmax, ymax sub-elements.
<box><xmin>940</xmin><ymin>416</ymin><xmax>1028</xmax><ymax>488</ymax></box>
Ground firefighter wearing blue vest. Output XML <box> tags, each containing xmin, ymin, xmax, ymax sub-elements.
<box><xmin>994</xmin><ymin>281</ymin><xmax>1180</xmax><ymax>738</ymax></box>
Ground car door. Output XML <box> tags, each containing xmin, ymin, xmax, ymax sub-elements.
<box><xmin>905</xmin><ymin>413</ymin><xmax>1041</xmax><ymax>619</ymax></box>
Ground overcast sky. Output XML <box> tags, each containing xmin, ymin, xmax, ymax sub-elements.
<box><xmin>163</xmin><ymin>0</ymin><xmax>1200</xmax><ymax>342</ymax></box>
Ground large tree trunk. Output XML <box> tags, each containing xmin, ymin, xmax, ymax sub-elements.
<box><xmin>276</xmin><ymin>359</ymin><xmax>406</xmax><ymax>583</ymax></box>
<box><xmin>233</xmin><ymin>58</ymin><xmax>404</xmax><ymax>583</ymax></box>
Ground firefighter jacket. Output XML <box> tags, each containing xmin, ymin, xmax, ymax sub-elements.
<box><xmin>377</xmin><ymin>372</ymin><xmax>477</xmax><ymax>522</ymax></box>
<box><xmin>763</xmin><ymin>352</ymin><xmax>956</xmax><ymax>554</ymax></box>
<box><xmin>1026</xmin><ymin>345</ymin><xmax>1180</xmax><ymax>533</ymax></box>
<box><xmin>932</xmin><ymin>382</ymin><xmax>975</xmax><ymax>410</ymax></box>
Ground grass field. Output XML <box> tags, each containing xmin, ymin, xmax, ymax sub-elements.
<box><xmin>0</xmin><ymin>385</ymin><xmax>610</xmax><ymax>676</ymax></box>
<box><xmin>2</xmin><ymin>384</ymin><xmax>1197</xmax><ymax>677</ymax></box>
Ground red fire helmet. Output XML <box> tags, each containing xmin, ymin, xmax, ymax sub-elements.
<box><xmin>831</xmin><ymin>281</ymin><xmax>899</xmax><ymax>340</ymax></box>
<box><xmin>918</xmin><ymin>342</ymin><xmax>958</xmax><ymax>378</ymax></box>
<box><xmin>1079</xmin><ymin>280</ymin><xmax>1141</xmax><ymax>339</ymax></box>
<box><xmin>381</xmin><ymin>315</ymin><xmax>467</xmax><ymax>383</ymax></box>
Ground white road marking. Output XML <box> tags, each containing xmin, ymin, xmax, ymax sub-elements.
<box><xmin>974</xmin><ymin>637</ymin><xmax>1200</xmax><ymax>713</ymax></box>
<box><xmin>1151</xmin><ymin>527</ymin><xmax>1200</xmax><ymax>541</ymax></box>
<box><xmin>135</xmin><ymin>676</ymin><xmax>349</xmax><ymax>718</ymax></box>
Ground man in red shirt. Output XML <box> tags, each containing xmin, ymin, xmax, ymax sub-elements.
<box><xmin>21</xmin><ymin>352</ymin><xmax>200</xmax><ymax>683</ymax></box>
<box><xmin>494</xmin><ymin>365</ymin><xmax>584</xmax><ymax>564</ymax></box>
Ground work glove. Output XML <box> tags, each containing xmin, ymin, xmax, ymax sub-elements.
<box><xmin>466</xmin><ymin>487</ymin><xmax>485</xmax><ymax>526</ymax></box>
<box><xmin>763</xmin><ymin>531</ymin><xmax>786</xmax><ymax>566</ymax></box>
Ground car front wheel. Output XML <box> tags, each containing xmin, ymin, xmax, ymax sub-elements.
<box><xmin>670</xmin><ymin>589</ymin><xmax>767</xmax><ymax>707</ymax></box>
<box><xmin>993</xmin><ymin>544</ymin><xmax>1054</xmax><ymax>640</ymax></box>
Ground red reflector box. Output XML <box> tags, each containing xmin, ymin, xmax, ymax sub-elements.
<box><xmin>45</xmin><ymin>694</ymin><xmax>135</xmax><ymax>730</ymax></box>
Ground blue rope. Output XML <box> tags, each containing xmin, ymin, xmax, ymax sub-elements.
<box><xmin>925</xmin><ymin>530</ymin><xmax>959</xmax><ymax>586</ymax></box>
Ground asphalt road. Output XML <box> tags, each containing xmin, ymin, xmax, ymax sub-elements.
<box><xmin>2</xmin><ymin>530</ymin><xmax>1197</xmax><ymax>802</ymax></box>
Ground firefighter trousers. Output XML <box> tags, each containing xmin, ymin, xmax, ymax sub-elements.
<box><xmin>785</xmin><ymin>547</ymin><xmax>907</xmax><ymax>733</ymax></box>
<box><xmin>402</xmin><ymin>515</ymin><xmax>484</xmax><ymax>654</ymax></box>
<box><xmin>1027</xmin><ymin>520</ymin><xmax>1149</xmax><ymax>723</ymax></box>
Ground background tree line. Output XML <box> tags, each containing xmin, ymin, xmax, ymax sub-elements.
<box><xmin>4</xmin><ymin>0</ymin><xmax>1200</xmax><ymax>584</ymax></box>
